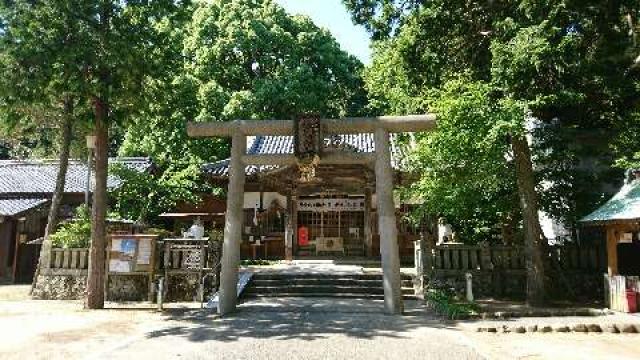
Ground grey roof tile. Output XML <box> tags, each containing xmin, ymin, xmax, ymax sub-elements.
<box><xmin>0</xmin><ymin>157</ymin><xmax>152</xmax><ymax>195</ymax></box>
<box><xmin>203</xmin><ymin>134</ymin><xmax>409</xmax><ymax>177</ymax></box>
<box><xmin>0</xmin><ymin>197</ymin><xmax>49</xmax><ymax>216</ymax></box>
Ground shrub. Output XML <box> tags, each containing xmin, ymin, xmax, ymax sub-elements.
<box><xmin>425</xmin><ymin>280</ymin><xmax>479</xmax><ymax>320</ymax></box>
<box><xmin>50</xmin><ymin>205</ymin><xmax>91</xmax><ymax>249</ymax></box>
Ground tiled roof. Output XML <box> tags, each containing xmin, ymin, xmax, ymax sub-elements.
<box><xmin>0</xmin><ymin>197</ymin><xmax>49</xmax><ymax>216</ymax></box>
<box><xmin>203</xmin><ymin>134</ymin><xmax>410</xmax><ymax>177</ymax></box>
<box><xmin>581</xmin><ymin>179</ymin><xmax>640</xmax><ymax>224</ymax></box>
<box><xmin>0</xmin><ymin>157</ymin><xmax>152</xmax><ymax>195</ymax></box>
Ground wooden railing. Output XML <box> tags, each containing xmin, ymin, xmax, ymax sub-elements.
<box><xmin>50</xmin><ymin>248</ymin><xmax>89</xmax><ymax>270</ymax></box>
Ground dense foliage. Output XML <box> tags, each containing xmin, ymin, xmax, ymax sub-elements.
<box><xmin>110</xmin><ymin>163</ymin><xmax>202</xmax><ymax>223</ymax></box>
<box><xmin>347</xmin><ymin>0</ymin><xmax>640</xmax><ymax>241</ymax></box>
<box><xmin>117</xmin><ymin>0</ymin><xmax>369</xmax><ymax>222</ymax></box>
<box><xmin>407</xmin><ymin>79</ymin><xmax>519</xmax><ymax>242</ymax></box>
<box><xmin>50</xmin><ymin>206</ymin><xmax>92</xmax><ymax>249</ymax></box>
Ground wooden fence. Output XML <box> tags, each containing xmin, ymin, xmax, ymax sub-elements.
<box><xmin>50</xmin><ymin>248</ymin><xmax>89</xmax><ymax>270</ymax></box>
<box><xmin>423</xmin><ymin>242</ymin><xmax>604</xmax><ymax>273</ymax></box>
<box><xmin>48</xmin><ymin>239</ymin><xmax>221</xmax><ymax>272</ymax></box>
<box><xmin>604</xmin><ymin>275</ymin><xmax>640</xmax><ymax>312</ymax></box>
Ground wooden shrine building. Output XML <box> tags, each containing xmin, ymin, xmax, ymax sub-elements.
<box><xmin>581</xmin><ymin>169</ymin><xmax>640</xmax><ymax>277</ymax></box>
<box><xmin>189</xmin><ymin>115</ymin><xmax>436</xmax><ymax>315</ymax></box>
<box><xmin>202</xmin><ymin>133</ymin><xmax>427</xmax><ymax>262</ymax></box>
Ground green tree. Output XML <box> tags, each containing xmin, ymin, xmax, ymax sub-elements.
<box><xmin>2</xmin><ymin>0</ymin><xmax>191</xmax><ymax>309</ymax></box>
<box><xmin>0</xmin><ymin>0</ymin><xmax>94</xmax><ymax>293</ymax></box>
<box><xmin>118</xmin><ymin>0</ymin><xmax>370</xmax><ymax>219</ymax></box>
<box><xmin>407</xmin><ymin>79</ymin><xmax>518</xmax><ymax>243</ymax></box>
<box><xmin>346</xmin><ymin>0</ymin><xmax>640</xmax><ymax>305</ymax></box>
<box><xmin>185</xmin><ymin>0</ymin><xmax>368</xmax><ymax>122</ymax></box>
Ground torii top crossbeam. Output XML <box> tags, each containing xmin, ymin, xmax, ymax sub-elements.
<box><xmin>187</xmin><ymin>114</ymin><xmax>436</xmax><ymax>137</ymax></box>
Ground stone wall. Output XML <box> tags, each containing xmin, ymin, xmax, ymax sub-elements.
<box><xmin>165</xmin><ymin>273</ymin><xmax>200</xmax><ymax>302</ymax></box>
<box><xmin>32</xmin><ymin>270</ymin><xmax>87</xmax><ymax>300</ymax></box>
<box><xmin>107</xmin><ymin>275</ymin><xmax>150</xmax><ymax>302</ymax></box>
<box><xmin>427</xmin><ymin>271</ymin><xmax>526</xmax><ymax>300</ymax></box>
<box><xmin>32</xmin><ymin>269</ymin><xmax>217</xmax><ymax>302</ymax></box>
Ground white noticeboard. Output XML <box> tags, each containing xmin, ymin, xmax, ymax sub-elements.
<box><xmin>137</xmin><ymin>238</ymin><xmax>152</xmax><ymax>265</ymax></box>
<box><xmin>109</xmin><ymin>259</ymin><xmax>132</xmax><ymax>273</ymax></box>
<box><xmin>108</xmin><ymin>236</ymin><xmax>156</xmax><ymax>273</ymax></box>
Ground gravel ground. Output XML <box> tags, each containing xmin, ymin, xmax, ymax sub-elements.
<box><xmin>0</xmin><ymin>294</ymin><xmax>483</xmax><ymax>360</ymax></box>
<box><xmin>457</xmin><ymin>313</ymin><xmax>640</xmax><ymax>330</ymax></box>
<box><xmin>459</xmin><ymin>313</ymin><xmax>640</xmax><ymax>360</ymax></box>
<box><xmin>1</xmin><ymin>284</ymin><xmax>639</xmax><ymax>360</ymax></box>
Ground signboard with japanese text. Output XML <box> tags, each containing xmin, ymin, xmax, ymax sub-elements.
<box><xmin>297</xmin><ymin>198</ymin><xmax>365</xmax><ymax>212</ymax></box>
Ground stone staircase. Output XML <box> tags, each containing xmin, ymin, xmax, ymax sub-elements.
<box><xmin>242</xmin><ymin>272</ymin><xmax>417</xmax><ymax>300</ymax></box>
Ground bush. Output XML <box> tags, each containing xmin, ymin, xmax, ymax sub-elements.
<box><xmin>425</xmin><ymin>280</ymin><xmax>479</xmax><ymax>320</ymax></box>
<box><xmin>50</xmin><ymin>205</ymin><xmax>91</xmax><ymax>249</ymax></box>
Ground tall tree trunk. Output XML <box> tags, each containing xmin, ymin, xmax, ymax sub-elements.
<box><xmin>512</xmin><ymin>133</ymin><xmax>546</xmax><ymax>306</ymax></box>
<box><xmin>85</xmin><ymin>98</ymin><xmax>108</xmax><ymax>309</ymax></box>
<box><xmin>31</xmin><ymin>97</ymin><xmax>73</xmax><ymax>294</ymax></box>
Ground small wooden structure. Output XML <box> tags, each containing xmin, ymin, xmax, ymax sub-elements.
<box><xmin>161</xmin><ymin>237</ymin><xmax>220</xmax><ymax>303</ymax></box>
<box><xmin>581</xmin><ymin>171</ymin><xmax>640</xmax><ymax>312</ymax></box>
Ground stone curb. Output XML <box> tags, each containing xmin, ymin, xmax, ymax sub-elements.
<box><xmin>462</xmin><ymin>308</ymin><xmax>613</xmax><ymax>320</ymax></box>
<box><xmin>476</xmin><ymin>323</ymin><xmax>640</xmax><ymax>334</ymax></box>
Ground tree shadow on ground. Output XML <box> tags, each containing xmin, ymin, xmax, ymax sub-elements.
<box><xmin>145</xmin><ymin>299</ymin><xmax>461</xmax><ymax>343</ymax></box>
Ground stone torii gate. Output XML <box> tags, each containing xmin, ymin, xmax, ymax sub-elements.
<box><xmin>187</xmin><ymin>115</ymin><xmax>436</xmax><ymax>315</ymax></box>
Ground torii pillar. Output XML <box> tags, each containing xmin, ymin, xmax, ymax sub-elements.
<box><xmin>375</xmin><ymin>127</ymin><xmax>403</xmax><ymax>314</ymax></box>
<box><xmin>218</xmin><ymin>132</ymin><xmax>246</xmax><ymax>315</ymax></box>
<box><xmin>188</xmin><ymin>115</ymin><xmax>436</xmax><ymax>316</ymax></box>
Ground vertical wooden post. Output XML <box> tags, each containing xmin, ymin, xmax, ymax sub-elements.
<box><xmin>606</xmin><ymin>227</ymin><xmax>618</xmax><ymax>276</ymax></box>
<box><xmin>284</xmin><ymin>193</ymin><xmax>293</xmax><ymax>261</ymax></box>
<box><xmin>364</xmin><ymin>186</ymin><xmax>373</xmax><ymax>257</ymax></box>
<box><xmin>12</xmin><ymin>223</ymin><xmax>21</xmax><ymax>283</ymax></box>
<box><xmin>218</xmin><ymin>132</ymin><xmax>246</xmax><ymax>316</ymax></box>
<box><xmin>374</xmin><ymin>127</ymin><xmax>403</xmax><ymax>315</ymax></box>
<box><xmin>291</xmin><ymin>191</ymin><xmax>298</xmax><ymax>258</ymax></box>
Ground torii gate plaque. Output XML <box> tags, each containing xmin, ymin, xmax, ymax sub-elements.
<box><xmin>187</xmin><ymin>115</ymin><xmax>436</xmax><ymax>315</ymax></box>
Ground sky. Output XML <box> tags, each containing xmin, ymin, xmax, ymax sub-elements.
<box><xmin>274</xmin><ymin>0</ymin><xmax>372</xmax><ymax>64</ymax></box>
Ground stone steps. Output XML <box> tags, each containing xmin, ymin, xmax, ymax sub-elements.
<box><xmin>243</xmin><ymin>273</ymin><xmax>417</xmax><ymax>300</ymax></box>
<box><xmin>251</xmin><ymin>279</ymin><xmax>414</xmax><ymax>287</ymax></box>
